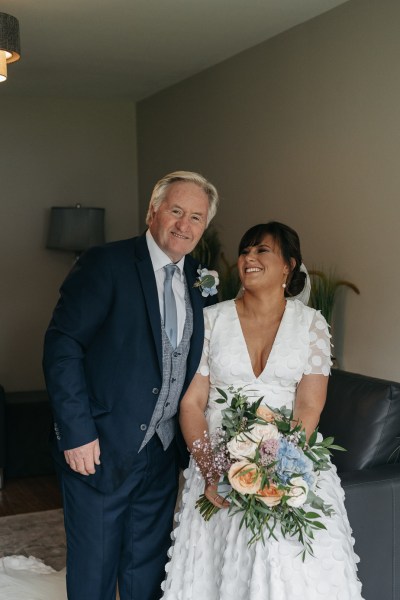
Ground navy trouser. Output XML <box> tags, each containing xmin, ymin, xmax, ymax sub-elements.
<box><xmin>57</xmin><ymin>436</ymin><xmax>179</xmax><ymax>600</ymax></box>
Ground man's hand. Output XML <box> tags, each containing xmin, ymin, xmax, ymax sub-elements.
<box><xmin>64</xmin><ymin>439</ymin><xmax>101</xmax><ymax>476</ymax></box>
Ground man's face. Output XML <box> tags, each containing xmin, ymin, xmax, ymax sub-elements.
<box><xmin>148</xmin><ymin>181</ymin><xmax>209</xmax><ymax>262</ymax></box>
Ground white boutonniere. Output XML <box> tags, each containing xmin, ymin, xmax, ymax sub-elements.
<box><xmin>194</xmin><ymin>266</ymin><xmax>219</xmax><ymax>297</ymax></box>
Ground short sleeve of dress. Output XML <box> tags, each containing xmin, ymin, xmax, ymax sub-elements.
<box><xmin>196</xmin><ymin>309</ymin><xmax>212</xmax><ymax>377</ymax></box>
<box><xmin>304</xmin><ymin>310</ymin><xmax>332</xmax><ymax>376</ymax></box>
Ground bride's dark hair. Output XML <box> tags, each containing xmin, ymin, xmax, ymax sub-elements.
<box><xmin>238</xmin><ymin>222</ymin><xmax>306</xmax><ymax>297</ymax></box>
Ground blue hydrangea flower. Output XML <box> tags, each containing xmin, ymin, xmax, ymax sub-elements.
<box><xmin>276</xmin><ymin>438</ymin><xmax>315</xmax><ymax>488</ymax></box>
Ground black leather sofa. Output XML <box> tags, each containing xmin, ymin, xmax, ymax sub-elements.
<box><xmin>319</xmin><ymin>369</ymin><xmax>400</xmax><ymax>600</ymax></box>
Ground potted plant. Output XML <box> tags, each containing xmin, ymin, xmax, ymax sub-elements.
<box><xmin>308</xmin><ymin>269</ymin><xmax>360</xmax><ymax>368</ymax></box>
<box><xmin>308</xmin><ymin>269</ymin><xmax>360</xmax><ymax>325</ymax></box>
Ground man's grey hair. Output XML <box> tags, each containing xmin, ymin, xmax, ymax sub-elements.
<box><xmin>145</xmin><ymin>171</ymin><xmax>219</xmax><ymax>227</ymax></box>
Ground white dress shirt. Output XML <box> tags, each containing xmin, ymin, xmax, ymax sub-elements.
<box><xmin>146</xmin><ymin>230</ymin><xmax>186</xmax><ymax>346</ymax></box>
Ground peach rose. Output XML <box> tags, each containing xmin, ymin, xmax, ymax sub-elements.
<box><xmin>257</xmin><ymin>483</ymin><xmax>284</xmax><ymax>507</ymax></box>
<box><xmin>228</xmin><ymin>461</ymin><xmax>262</xmax><ymax>494</ymax></box>
<box><xmin>256</xmin><ymin>406</ymin><xmax>276</xmax><ymax>423</ymax></box>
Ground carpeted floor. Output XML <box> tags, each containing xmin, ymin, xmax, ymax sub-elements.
<box><xmin>0</xmin><ymin>509</ymin><xmax>66</xmax><ymax>571</ymax></box>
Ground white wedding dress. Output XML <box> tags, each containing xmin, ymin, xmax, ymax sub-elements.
<box><xmin>161</xmin><ymin>299</ymin><xmax>364</xmax><ymax>600</ymax></box>
<box><xmin>0</xmin><ymin>556</ymin><xmax>66</xmax><ymax>599</ymax></box>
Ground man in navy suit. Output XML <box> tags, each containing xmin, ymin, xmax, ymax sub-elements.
<box><xmin>43</xmin><ymin>171</ymin><xmax>219</xmax><ymax>600</ymax></box>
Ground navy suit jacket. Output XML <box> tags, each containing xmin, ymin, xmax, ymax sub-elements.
<box><xmin>43</xmin><ymin>234</ymin><xmax>215</xmax><ymax>493</ymax></box>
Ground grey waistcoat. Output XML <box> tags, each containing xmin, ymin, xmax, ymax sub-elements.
<box><xmin>139</xmin><ymin>283</ymin><xmax>193</xmax><ymax>451</ymax></box>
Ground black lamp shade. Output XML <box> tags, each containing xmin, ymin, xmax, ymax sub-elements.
<box><xmin>0</xmin><ymin>13</ymin><xmax>21</xmax><ymax>63</ymax></box>
<box><xmin>47</xmin><ymin>206</ymin><xmax>105</xmax><ymax>253</ymax></box>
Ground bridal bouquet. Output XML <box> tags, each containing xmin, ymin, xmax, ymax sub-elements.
<box><xmin>194</xmin><ymin>386</ymin><xmax>344</xmax><ymax>559</ymax></box>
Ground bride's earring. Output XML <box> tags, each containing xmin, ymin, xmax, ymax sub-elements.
<box><xmin>282</xmin><ymin>282</ymin><xmax>286</xmax><ymax>289</ymax></box>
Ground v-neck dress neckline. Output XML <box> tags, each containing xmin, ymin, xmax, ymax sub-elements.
<box><xmin>232</xmin><ymin>299</ymin><xmax>288</xmax><ymax>380</ymax></box>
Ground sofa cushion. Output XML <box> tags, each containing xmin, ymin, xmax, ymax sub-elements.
<box><xmin>319</xmin><ymin>370</ymin><xmax>400</xmax><ymax>472</ymax></box>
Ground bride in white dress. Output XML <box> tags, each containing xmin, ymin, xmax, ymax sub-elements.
<box><xmin>161</xmin><ymin>222</ymin><xmax>363</xmax><ymax>600</ymax></box>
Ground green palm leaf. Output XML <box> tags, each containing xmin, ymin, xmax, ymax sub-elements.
<box><xmin>308</xmin><ymin>269</ymin><xmax>360</xmax><ymax>325</ymax></box>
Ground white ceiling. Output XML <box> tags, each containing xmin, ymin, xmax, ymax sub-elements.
<box><xmin>0</xmin><ymin>0</ymin><xmax>349</xmax><ymax>100</ymax></box>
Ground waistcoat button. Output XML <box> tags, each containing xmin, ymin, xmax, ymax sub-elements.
<box><xmin>152</xmin><ymin>388</ymin><xmax>159</xmax><ymax>394</ymax></box>
<box><xmin>140</xmin><ymin>424</ymin><xmax>147</xmax><ymax>431</ymax></box>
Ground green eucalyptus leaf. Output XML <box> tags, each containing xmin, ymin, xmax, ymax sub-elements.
<box><xmin>199</xmin><ymin>274</ymin><xmax>216</xmax><ymax>288</ymax></box>
<box><xmin>320</xmin><ymin>436</ymin><xmax>334</xmax><ymax>447</ymax></box>
<box><xmin>310</xmin><ymin>521</ymin><xmax>327</xmax><ymax>530</ymax></box>
<box><xmin>329</xmin><ymin>444</ymin><xmax>347</xmax><ymax>452</ymax></box>
<box><xmin>308</xmin><ymin>429</ymin><xmax>318</xmax><ymax>447</ymax></box>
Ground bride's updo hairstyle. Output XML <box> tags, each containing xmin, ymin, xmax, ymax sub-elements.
<box><xmin>238</xmin><ymin>222</ymin><xmax>306</xmax><ymax>297</ymax></box>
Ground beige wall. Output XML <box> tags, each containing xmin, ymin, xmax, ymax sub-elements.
<box><xmin>137</xmin><ymin>0</ymin><xmax>400</xmax><ymax>381</ymax></box>
<box><xmin>1</xmin><ymin>98</ymin><xmax>138</xmax><ymax>391</ymax></box>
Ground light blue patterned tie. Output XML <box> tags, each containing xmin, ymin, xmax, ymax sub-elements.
<box><xmin>163</xmin><ymin>264</ymin><xmax>178</xmax><ymax>348</ymax></box>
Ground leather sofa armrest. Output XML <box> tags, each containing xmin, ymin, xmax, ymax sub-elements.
<box><xmin>340</xmin><ymin>464</ymin><xmax>400</xmax><ymax>600</ymax></box>
<box><xmin>320</xmin><ymin>370</ymin><xmax>400</xmax><ymax>471</ymax></box>
<box><xmin>341</xmin><ymin>462</ymin><xmax>400</xmax><ymax>486</ymax></box>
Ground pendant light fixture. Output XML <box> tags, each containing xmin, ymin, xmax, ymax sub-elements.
<box><xmin>0</xmin><ymin>12</ymin><xmax>21</xmax><ymax>83</ymax></box>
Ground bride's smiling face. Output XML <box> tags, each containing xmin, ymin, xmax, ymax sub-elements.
<box><xmin>238</xmin><ymin>235</ymin><xmax>290</xmax><ymax>291</ymax></box>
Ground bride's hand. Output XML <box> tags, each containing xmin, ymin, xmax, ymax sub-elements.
<box><xmin>204</xmin><ymin>482</ymin><xmax>230</xmax><ymax>508</ymax></box>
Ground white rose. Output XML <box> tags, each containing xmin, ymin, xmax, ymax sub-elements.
<box><xmin>227</xmin><ymin>433</ymin><xmax>258</xmax><ymax>460</ymax></box>
<box><xmin>250</xmin><ymin>423</ymin><xmax>280</xmax><ymax>443</ymax></box>
<box><xmin>286</xmin><ymin>476</ymin><xmax>309</xmax><ymax>508</ymax></box>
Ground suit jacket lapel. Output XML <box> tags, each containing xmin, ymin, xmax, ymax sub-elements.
<box><xmin>135</xmin><ymin>235</ymin><xmax>163</xmax><ymax>372</ymax></box>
